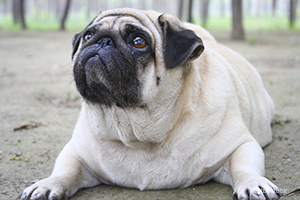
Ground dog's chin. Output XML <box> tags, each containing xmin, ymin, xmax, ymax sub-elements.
<box><xmin>73</xmin><ymin>48</ymin><xmax>141</xmax><ymax>107</ymax></box>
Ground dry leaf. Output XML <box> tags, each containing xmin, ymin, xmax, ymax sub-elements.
<box><xmin>13</xmin><ymin>122</ymin><xmax>42</xmax><ymax>131</ymax></box>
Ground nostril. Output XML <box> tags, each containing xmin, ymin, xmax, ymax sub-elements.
<box><xmin>98</xmin><ymin>37</ymin><xmax>113</xmax><ymax>47</ymax></box>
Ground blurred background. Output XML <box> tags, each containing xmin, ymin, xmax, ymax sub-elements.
<box><xmin>0</xmin><ymin>1</ymin><xmax>300</xmax><ymax>199</ymax></box>
<box><xmin>0</xmin><ymin>0</ymin><xmax>299</xmax><ymax>40</ymax></box>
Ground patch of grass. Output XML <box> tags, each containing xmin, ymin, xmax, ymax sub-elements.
<box><xmin>0</xmin><ymin>15</ymin><xmax>20</xmax><ymax>30</ymax></box>
<box><xmin>193</xmin><ymin>14</ymin><xmax>232</xmax><ymax>30</ymax></box>
<box><xmin>243</xmin><ymin>14</ymin><xmax>300</xmax><ymax>31</ymax></box>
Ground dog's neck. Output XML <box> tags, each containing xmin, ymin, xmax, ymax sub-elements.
<box><xmin>80</xmin><ymin>94</ymin><xmax>180</xmax><ymax>147</ymax></box>
<box><xmin>78</xmin><ymin>64</ymin><xmax>202</xmax><ymax>148</ymax></box>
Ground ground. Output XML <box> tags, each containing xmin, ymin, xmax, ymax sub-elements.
<box><xmin>0</xmin><ymin>29</ymin><xmax>299</xmax><ymax>200</ymax></box>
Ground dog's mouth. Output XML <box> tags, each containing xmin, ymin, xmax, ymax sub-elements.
<box><xmin>73</xmin><ymin>38</ymin><xmax>141</xmax><ymax>107</ymax></box>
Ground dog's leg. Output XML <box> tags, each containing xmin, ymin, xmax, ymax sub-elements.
<box><xmin>18</xmin><ymin>142</ymin><xmax>101</xmax><ymax>200</ymax></box>
<box><xmin>216</xmin><ymin>140</ymin><xmax>282</xmax><ymax>200</ymax></box>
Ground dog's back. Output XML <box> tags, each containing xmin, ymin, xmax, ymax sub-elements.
<box><xmin>186</xmin><ymin>23</ymin><xmax>275</xmax><ymax>147</ymax></box>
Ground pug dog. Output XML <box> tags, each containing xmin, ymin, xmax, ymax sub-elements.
<box><xmin>18</xmin><ymin>8</ymin><xmax>282</xmax><ymax>200</ymax></box>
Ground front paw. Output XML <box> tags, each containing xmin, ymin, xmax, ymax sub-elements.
<box><xmin>17</xmin><ymin>178</ymin><xmax>69</xmax><ymax>200</ymax></box>
<box><xmin>232</xmin><ymin>177</ymin><xmax>283</xmax><ymax>200</ymax></box>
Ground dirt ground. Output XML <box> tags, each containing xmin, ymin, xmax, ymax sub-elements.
<box><xmin>0</xmin><ymin>29</ymin><xmax>299</xmax><ymax>200</ymax></box>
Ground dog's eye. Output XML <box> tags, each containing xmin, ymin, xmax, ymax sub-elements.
<box><xmin>132</xmin><ymin>36</ymin><xmax>147</xmax><ymax>49</ymax></box>
<box><xmin>83</xmin><ymin>33</ymin><xmax>93</xmax><ymax>44</ymax></box>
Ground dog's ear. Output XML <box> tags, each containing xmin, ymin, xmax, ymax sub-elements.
<box><xmin>71</xmin><ymin>32</ymin><xmax>82</xmax><ymax>60</ymax></box>
<box><xmin>158</xmin><ymin>14</ymin><xmax>204</xmax><ymax>69</ymax></box>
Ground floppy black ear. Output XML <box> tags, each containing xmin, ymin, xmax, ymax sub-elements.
<box><xmin>71</xmin><ymin>32</ymin><xmax>83</xmax><ymax>60</ymax></box>
<box><xmin>158</xmin><ymin>15</ymin><xmax>204</xmax><ymax>69</ymax></box>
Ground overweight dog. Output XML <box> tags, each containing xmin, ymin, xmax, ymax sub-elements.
<box><xmin>19</xmin><ymin>8</ymin><xmax>282</xmax><ymax>200</ymax></box>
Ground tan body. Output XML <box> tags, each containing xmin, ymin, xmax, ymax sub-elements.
<box><xmin>19</xmin><ymin>8</ymin><xmax>281</xmax><ymax>200</ymax></box>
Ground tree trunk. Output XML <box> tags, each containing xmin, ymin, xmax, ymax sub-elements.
<box><xmin>19</xmin><ymin>0</ymin><xmax>26</xmax><ymax>29</ymax></box>
<box><xmin>13</xmin><ymin>0</ymin><xmax>26</xmax><ymax>29</ymax></box>
<box><xmin>178</xmin><ymin>0</ymin><xmax>184</xmax><ymax>20</ymax></box>
<box><xmin>13</xmin><ymin>0</ymin><xmax>21</xmax><ymax>24</ymax></box>
<box><xmin>289</xmin><ymin>0</ymin><xmax>298</xmax><ymax>28</ymax></box>
<box><xmin>188</xmin><ymin>0</ymin><xmax>193</xmax><ymax>23</ymax></box>
<box><xmin>272</xmin><ymin>0</ymin><xmax>277</xmax><ymax>18</ymax></box>
<box><xmin>231</xmin><ymin>0</ymin><xmax>245</xmax><ymax>40</ymax></box>
<box><xmin>60</xmin><ymin>0</ymin><xmax>71</xmax><ymax>30</ymax></box>
<box><xmin>200</xmin><ymin>0</ymin><xmax>210</xmax><ymax>27</ymax></box>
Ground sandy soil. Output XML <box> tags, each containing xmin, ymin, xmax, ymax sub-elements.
<box><xmin>0</xmin><ymin>29</ymin><xmax>299</xmax><ymax>200</ymax></box>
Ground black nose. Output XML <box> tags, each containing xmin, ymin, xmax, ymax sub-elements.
<box><xmin>98</xmin><ymin>37</ymin><xmax>113</xmax><ymax>48</ymax></box>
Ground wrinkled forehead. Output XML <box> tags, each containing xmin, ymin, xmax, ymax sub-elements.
<box><xmin>93</xmin><ymin>8</ymin><xmax>159</xmax><ymax>27</ymax></box>
<box><xmin>93</xmin><ymin>15</ymin><xmax>148</xmax><ymax>32</ymax></box>
<box><xmin>88</xmin><ymin>9</ymin><xmax>162</xmax><ymax>40</ymax></box>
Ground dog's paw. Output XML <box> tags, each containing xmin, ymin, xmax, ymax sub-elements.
<box><xmin>232</xmin><ymin>176</ymin><xmax>283</xmax><ymax>200</ymax></box>
<box><xmin>17</xmin><ymin>178</ymin><xmax>69</xmax><ymax>200</ymax></box>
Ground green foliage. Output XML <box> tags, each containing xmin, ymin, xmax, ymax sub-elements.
<box><xmin>243</xmin><ymin>14</ymin><xmax>300</xmax><ymax>31</ymax></box>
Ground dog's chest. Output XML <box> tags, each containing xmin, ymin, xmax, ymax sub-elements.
<box><xmin>90</xmin><ymin>142</ymin><xmax>214</xmax><ymax>190</ymax></box>
<box><xmin>78</xmin><ymin>104</ymin><xmax>222</xmax><ymax>189</ymax></box>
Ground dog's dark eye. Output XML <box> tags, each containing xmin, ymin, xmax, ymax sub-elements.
<box><xmin>132</xmin><ymin>36</ymin><xmax>147</xmax><ymax>49</ymax></box>
<box><xmin>83</xmin><ymin>33</ymin><xmax>93</xmax><ymax>44</ymax></box>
